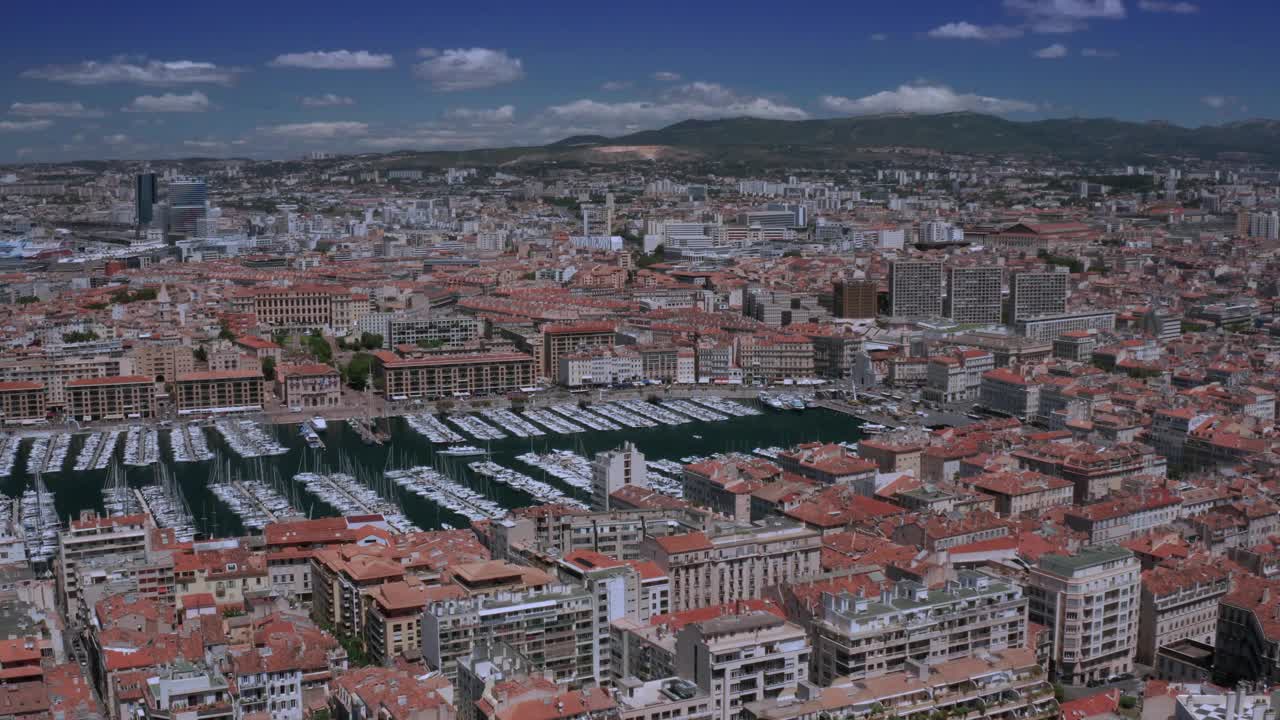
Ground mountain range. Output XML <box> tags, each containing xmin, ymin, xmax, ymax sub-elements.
<box><xmin>375</xmin><ymin>112</ymin><xmax>1280</xmax><ymax>169</ymax></box>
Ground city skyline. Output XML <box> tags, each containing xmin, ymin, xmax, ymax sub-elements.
<box><xmin>0</xmin><ymin>0</ymin><xmax>1270</xmax><ymax>161</ymax></box>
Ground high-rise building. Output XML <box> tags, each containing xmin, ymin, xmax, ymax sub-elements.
<box><xmin>135</xmin><ymin>172</ymin><xmax>157</xmax><ymax>228</ymax></box>
<box><xmin>1248</xmin><ymin>210</ymin><xmax>1280</xmax><ymax>240</ymax></box>
<box><xmin>1008</xmin><ymin>270</ymin><xmax>1068</xmax><ymax>322</ymax></box>
<box><xmin>888</xmin><ymin>259</ymin><xmax>943</xmax><ymax>319</ymax></box>
<box><xmin>166</xmin><ymin>175</ymin><xmax>208</xmax><ymax>237</ymax></box>
<box><xmin>1026</xmin><ymin>546</ymin><xmax>1140</xmax><ymax>686</ymax></box>
<box><xmin>832</xmin><ymin>278</ymin><xmax>878</xmax><ymax>319</ymax></box>
<box><xmin>591</xmin><ymin>441</ymin><xmax>647</xmax><ymax>510</ymax></box>
<box><xmin>946</xmin><ymin>266</ymin><xmax>1003</xmax><ymax>324</ymax></box>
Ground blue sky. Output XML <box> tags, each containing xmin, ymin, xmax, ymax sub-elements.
<box><xmin>0</xmin><ymin>0</ymin><xmax>1268</xmax><ymax>161</ymax></box>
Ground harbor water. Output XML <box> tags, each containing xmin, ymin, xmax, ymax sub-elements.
<box><xmin>1</xmin><ymin>402</ymin><xmax>866</xmax><ymax>538</ymax></box>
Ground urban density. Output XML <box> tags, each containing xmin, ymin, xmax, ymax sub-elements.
<box><xmin>2</xmin><ymin>4</ymin><xmax>1280</xmax><ymax>720</ymax></box>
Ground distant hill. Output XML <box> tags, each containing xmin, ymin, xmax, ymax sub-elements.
<box><xmin>365</xmin><ymin>113</ymin><xmax>1280</xmax><ymax>169</ymax></box>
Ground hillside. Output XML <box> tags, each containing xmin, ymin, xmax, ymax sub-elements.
<box><xmin>377</xmin><ymin>113</ymin><xmax>1280</xmax><ymax>169</ymax></box>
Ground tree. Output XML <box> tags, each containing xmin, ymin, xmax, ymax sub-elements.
<box><xmin>218</xmin><ymin>322</ymin><xmax>236</xmax><ymax>341</ymax></box>
<box><xmin>416</xmin><ymin>338</ymin><xmax>446</xmax><ymax>349</ymax></box>
<box><xmin>1119</xmin><ymin>696</ymin><xmax>1137</xmax><ymax>710</ymax></box>
<box><xmin>193</xmin><ymin>345</ymin><xmax>208</xmax><ymax>363</ymax></box>
<box><xmin>62</xmin><ymin>330</ymin><xmax>100</xmax><ymax>343</ymax></box>
<box><xmin>344</xmin><ymin>353</ymin><xmax>373</xmax><ymax>391</ymax></box>
<box><xmin>16</xmin><ymin>296</ymin><xmax>38</xmax><ymax>305</ymax></box>
<box><xmin>261</xmin><ymin>356</ymin><xmax>277</xmax><ymax>382</ymax></box>
<box><xmin>359</xmin><ymin>332</ymin><xmax>384</xmax><ymax>350</ymax></box>
<box><xmin>305</xmin><ymin>334</ymin><xmax>333</xmax><ymax>364</ymax></box>
<box><xmin>1053</xmin><ymin>684</ymin><xmax>1065</xmax><ymax>703</ymax></box>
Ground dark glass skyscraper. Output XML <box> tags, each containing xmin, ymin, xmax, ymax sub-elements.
<box><xmin>135</xmin><ymin>173</ymin><xmax>157</xmax><ymax>226</ymax></box>
<box><xmin>166</xmin><ymin>176</ymin><xmax>207</xmax><ymax>237</ymax></box>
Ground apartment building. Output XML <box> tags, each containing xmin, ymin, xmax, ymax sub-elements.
<box><xmin>636</xmin><ymin>344</ymin><xmax>696</xmax><ymax>384</ymax></box>
<box><xmin>423</xmin><ymin>581</ymin><xmax>596</xmax><ymax>686</ymax></box>
<box><xmin>592</xmin><ymin>442</ymin><xmax>648</xmax><ymax>511</ymax></box>
<box><xmin>741</xmin><ymin>648</ymin><xmax>1056</xmax><ymax>720</ymax></box>
<box><xmin>311</xmin><ymin>544</ymin><xmax>407</xmax><ymax>639</ymax></box>
<box><xmin>364</xmin><ymin>579</ymin><xmax>429</xmax><ymax>666</ymax></box>
<box><xmin>560</xmin><ymin>345</ymin><xmax>643</xmax><ymax>387</ymax></box>
<box><xmin>540</xmin><ymin>322</ymin><xmax>617</xmax><ymax>378</ymax></box>
<box><xmin>979</xmin><ymin>369</ymin><xmax>1041</xmax><ymax>420</ymax></box>
<box><xmin>735</xmin><ymin>333</ymin><xmax>816</xmax><ymax>383</ymax></box>
<box><xmin>1008</xmin><ymin>270</ymin><xmax>1069</xmax><ymax>323</ymax></box>
<box><xmin>491</xmin><ymin>505</ymin><xmax>696</xmax><ymax>563</ymax></box>
<box><xmin>1026</xmin><ymin>547</ymin><xmax>1140</xmax><ymax>686</ymax></box>
<box><xmin>811</xmin><ymin>571</ymin><xmax>1028</xmax><ymax>686</ymax></box>
<box><xmin>373</xmin><ymin>350</ymin><xmax>535</xmax><ymax>400</ymax></box>
<box><xmin>1136</xmin><ymin>561</ymin><xmax>1229</xmax><ymax>666</ymax></box>
<box><xmin>676</xmin><ymin>610</ymin><xmax>810</xmax><ymax>720</ymax></box>
<box><xmin>833</xmin><ymin>279</ymin><xmax>878</xmax><ymax>319</ymax></box>
<box><xmin>924</xmin><ymin>350</ymin><xmax>994</xmax><ymax>404</ymax></box>
<box><xmin>947</xmin><ymin>266</ymin><xmax>1003</xmax><ymax>324</ymax></box>
<box><xmin>642</xmin><ymin>520</ymin><xmax>821</xmax><ymax>612</ymax></box>
<box><xmin>557</xmin><ymin>550</ymin><xmax>664</xmax><ymax>685</ymax></box>
<box><xmin>1011</xmin><ymin>441</ymin><xmax>1166</xmax><ymax>503</ymax></box>
<box><xmin>387</xmin><ymin>313</ymin><xmax>483</xmax><ymax>348</ymax></box>
<box><xmin>128</xmin><ymin>341</ymin><xmax>195</xmax><ymax>384</ymax></box>
<box><xmin>229</xmin><ymin>284</ymin><xmax>363</xmax><ymax>333</ymax></box>
<box><xmin>857</xmin><ymin>439</ymin><xmax>924</xmax><ymax>478</ymax></box>
<box><xmin>1016</xmin><ymin>311</ymin><xmax>1117</xmax><ymax>342</ymax></box>
<box><xmin>1061</xmin><ymin>489</ymin><xmax>1182</xmax><ymax>544</ymax></box>
<box><xmin>275</xmin><ymin>363</ymin><xmax>342</xmax><ymax>410</ymax></box>
<box><xmin>65</xmin><ymin>375</ymin><xmax>156</xmax><ymax>421</ymax></box>
<box><xmin>57</xmin><ymin>512</ymin><xmax>152</xmax><ymax>612</ymax></box>
<box><xmin>140</xmin><ymin>664</ymin><xmax>234</xmax><ymax>720</ymax></box>
<box><xmin>0</xmin><ymin>381</ymin><xmax>46</xmax><ymax>424</ymax></box>
<box><xmin>0</xmin><ymin>353</ymin><xmax>133</xmax><ymax>408</ymax></box>
<box><xmin>173</xmin><ymin>369</ymin><xmax>264</xmax><ymax>414</ymax></box>
<box><xmin>888</xmin><ymin>260</ymin><xmax>943</xmax><ymax>319</ymax></box>
<box><xmin>962</xmin><ymin>471</ymin><xmax>1074</xmax><ymax>517</ymax></box>
<box><xmin>775</xmin><ymin>443</ymin><xmax>878</xmax><ymax>492</ymax></box>
<box><xmin>1214</xmin><ymin>576</ymin><xmax>1280</xmax><ymax>686</ymax></box>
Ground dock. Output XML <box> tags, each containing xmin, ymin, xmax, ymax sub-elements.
<box><xmin>348</xmin><ymin>418</ymin><xmax>388</xmax><ymax>446</ymax></box>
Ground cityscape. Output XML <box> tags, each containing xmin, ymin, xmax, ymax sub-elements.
<box><xmin>2</xmin><ymin>3</ymin><xmax>1280</xmax><ymax>720</ymax></box>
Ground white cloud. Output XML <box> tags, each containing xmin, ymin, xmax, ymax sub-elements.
<box><xmin>269</xmin><ymin>50</ymin><xmax>394</xmax><ymax>70</ymax></box>
<box><xmin>123</xmin><ymin>91</ymin><xmax>211</xmax><ymax>113</ymax></box>
<box><xmin>927</xmin><ymin>21</ymin><xmax>1024</xmax><ymax>40</ymax></box>
<box><xmin>445</xmin><ymin>105</ymin><xmax>516</xmax><ymax>123</ymax></box>
<box><xmin>1081</xmin><ymin>48</ymin><xmax>1119</xmax><ymax>57</ymax></box>
<box><xmin>260</xmin><ymin>121</ymin><xmax>370</xmax><ymax>139</ymax></box>
<box><xmin>1003</xmin><ymin>0</ymin><xmax>1126</xmax><ymax>32</ymax></box>
<box><xmin>652</xmin><ymin>71</ymin><xmax>682</xmax><ymax>82</ymax></box>
<box><xmin>1138</xmin><ymin>0</ymin><xmax>1198</xmax><ymax>12</ymax></box>
<box><xmin>103</xmin><ymin>133</ymin><xmax>129</xmax><ymax>145</ymax></box>
<box><xmin>870</xmin><ymin>33</ymin><xmax>889</xmax><ymax>41</ymax></box>
<box><xmin>0</xmin><ymin>120</ymin><xmax>53</xmax><ymax>132</ymax></box>
<box><xmin>301</xmin><ymin>93</ymin><xmax>355</xmax><ymax>107</ymax></box>
<box><xmin>9</xmin><ymin>101</ymin><xmax>104</xmax><ymax>118</ymax></box>
<box><xmin>183</xmin><ymin>139</ymin><xmax>229</xmax><ymax>151</ymax></box>
<box><xmin>412</xmin><ymin>48</ymin><xmax>524</xmax><ymax>91</ymax></box>
<box><xmin>1034</xmin><ymin>43</ymin><xmax>1069</xmax><ymax>58</ymax></box>
<box><xmin>1200</xmin><ymin>95</ymin><xmax>1229</xmax><ymax>109</ymax></box>
<box><xmin>22</xmin><ymin>57</ymin><xmax>242</xmax><ymax>86</ymax></box>
<box><xmin>545</xmin><ymin>90</ymin><xmax>808</xmax><ymax>133</ymax></box>
<box><xmin>357</xmin><ymin>128</ymin><xmax>500</xmax><ymax>150</ymax></box>
<box><xmin>600</xmin><ymin>80</ymin><xmax>632</xmax><ymax>92</ymax></box>
<box><xmin>821</xmin><ymin>83</ymin><xmax>1038</xmax><ymax>115</ymax></box>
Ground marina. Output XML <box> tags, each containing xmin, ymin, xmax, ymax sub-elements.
<box><xmin>101</xmin><ymin>463</ymin><xmax>143</xmax><ymax>517</ymax></box>
<box><xmin>467</xmin><ymin>460</ymin><xmax>589</xmax><ymax>509</ymax></box>
<box><xmin>74</xmin><ymin>430</ymin><xmax>122</xmax><ymax>472</ymax></box>
<box><xmin>447</xmin><ymin>414</ymin><xmax>507</xmax><ymax>441</ymax></box>
<box><xmin>214</xmin><ymin>419</ymin><xmax>288</xmax><ymax>458</ymax></box>
<box><xmin>590</xmin><ymin>402</ymin><xmax>658</xmax><ymax>428</ymax></box>
<box><xmin>386</xmin><ymin>466</ymin><xmax>506</xmax><ymax>523</ymax></box>
<box><xmin>479</xmin><ymin>408</ymin><xmax>545</xmax><ymax>438</ymax></box>
<box><xmin>662</xmin><ymin>399</ymin><xmax>728</xmax><ymax>422</ymax></box>
<box><xmin>0</xmin><ymin>435</ymin><xmax>17</xmax><ymax>478</ymax></box>
<box><xmin>20</xmin><ymin>476</ymin><xmax>59</xmax><ymax>564</ymax></box>
<box><xmin>171</xmin><ymin>424</ymin><xmax>216</xmax><ymax>463</ymax></box>
<box><xmin>122</xmin><ymin>427</ymin><xmax>160</xmax><ymax>467</ymax></box>
<box><xmin>0</xmin><ymin>400</ymin><xmax>863</xmax><ymax>539</ymax></box>
<box><xmin>521</xmin><ymin>408</ymin><xmax>585</xmax><ymax>434</ymax></box>
<box><xmin>516</xmin><ymin>450</ymin><xmax>594</xmax><ymax>493</ymax></box>
<box><xmin>549</xmin><ymin>403</ymin><xmax>621</xmax><ymax>431</ymax></box>
<box><xmin>405</xmin><ymin>413</ymin><xmax>465</xmax><ymax>444</ymax></box>
<box><xmin>138</xmin><ymin>464</ymin><xmax>197</xmax><ymax>542</ymax></box>
<box><xmin>294</xmin><ymin>467</ymin><xmax>418</xmax><ymax>533</ymax></box>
